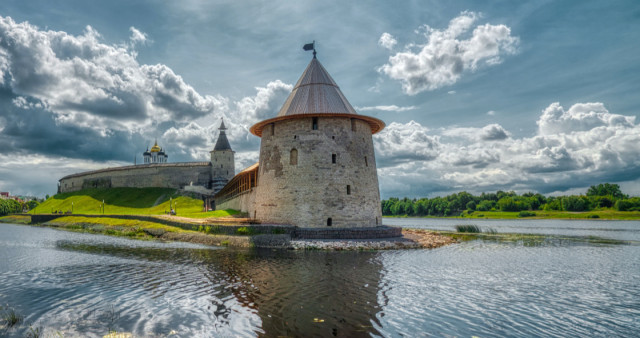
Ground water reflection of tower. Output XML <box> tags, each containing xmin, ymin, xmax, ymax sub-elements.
<box><xmin>205</xmin><ymin>249</ymin><xmax>385</xmax><ymax>337</ymax></box>
<box><xmin>54</xmin><ymin>239</ymin><xmax>386</xmax><ymax>336</ymax></box>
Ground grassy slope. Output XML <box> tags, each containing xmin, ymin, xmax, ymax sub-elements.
<box><xmin>31</xmin><ymin>188</ymin><xmax>239</xmax><ymax>218</ymax></box>
<box><xmin>385</xmin><ymin>209</ymin><xmax>640</xmax><ymax>220</ymax></box>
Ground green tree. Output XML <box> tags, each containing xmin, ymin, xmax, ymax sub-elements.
<box><xmin>466</xmin><ymin>201</ymin><xmax>476</xmax><ymax>211</ymax></box>
<box><xmin>614</xmin><ymin>198</ymin><xmax>640</xmax><ymax>211</ymax></box>
<box><xmin>586</xmin><ymin>183</ymin><xmax>625</xmax><ymax>199</ymax></box>
<box><xmin>476</xmin><ymin>200</ymin><xmax>494</xmax><ymax>211</ymax></box>
<box><xmin>497</xmin><ymin>196</ymin><xmax>531</xmax><ymax>211</ymax></box>
<box><xmin>561</xmin><ymin>195</ymin><xmax>591</xmax><ymax>211</ymax></box>
<box><xmin>26</xmin><ymin>200</ymin><xmax>39</xmax><ymax>210</ymax></box>
<box><xmin>0</xmin><ymin>199</ymin><xmax>22</xmax><ymax>216</ymax></box>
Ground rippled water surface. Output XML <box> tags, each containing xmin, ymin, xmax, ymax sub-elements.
<box><xmin>1</xmin><ymin>222</ymin><xmax>639</xmax><ymax>337</ymax></box>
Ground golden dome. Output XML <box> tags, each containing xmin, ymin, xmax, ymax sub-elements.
<box><xmin>150</xmin><ymin>140</ymin><xmax>161</xmax><ymax>152</ymax></box>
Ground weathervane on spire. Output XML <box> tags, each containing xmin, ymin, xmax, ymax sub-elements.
<box><xmin>303</xmin><ymin>41</ymin><xmax>316</xmax><ymax>58</ymax></box>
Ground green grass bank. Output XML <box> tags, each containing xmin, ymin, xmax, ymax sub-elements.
<box><xmin>31</xmin><ymin>187</ymin><xmax>239</xmax><ymax>218</ymax></box>
<box><xmin>1</xmin><ymin>215</ymin><xmax>252</xmax><ymax>247</ymax></box>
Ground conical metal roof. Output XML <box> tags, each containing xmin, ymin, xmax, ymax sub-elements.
<box><xmin>277</xmin><ymin>58</ymin><xmax>357</xmax><ymax>116</ymax></box>
<box><xmin>213</xmin><ymin>120</ymin><xmax>232</xmax><ymax>151</ymax></box>
<box><xmin>250</xmin><ymin>57</ymin><xmax>384</xmax><ymax>137</ymax></box>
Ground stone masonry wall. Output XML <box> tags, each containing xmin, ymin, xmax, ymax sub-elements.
<box><xmin>211</xmin><ymin>149</ymin><xmax>235</xmax><ymax>182</ymax></box>
<box><xmin>59</xmin><ymin>163</ymin><xmax>212</xmax><ymax>193</ymax></box>
<box><xmin>216</xmin><ymin>188</ymin><xmax>257</xmax><ymax>214</ymax></box>
<box><xmin>252</xmin><ymin>116</ymin><xmax>383</xmax><ymax>228</ymax></box>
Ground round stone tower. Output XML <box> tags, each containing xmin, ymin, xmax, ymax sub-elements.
<box><xmin>250</xmin><ymin>56</ymin><xmax>385</xmax><ymax>228</ymax></box>
<box><xmin>210</xmin><ymin>119</ymin><xmax>235</xmax><ymax>192</ymax></box>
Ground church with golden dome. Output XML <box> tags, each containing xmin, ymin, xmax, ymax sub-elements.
<box><xmin>143</xmin><ymin>140</ymin><xmax>168</xmax><ymax>164</ymax></box>
<box><xmin>58</xmin><ymin>119</ymin><xmax>234</xmax><ymax>199</ymax></box>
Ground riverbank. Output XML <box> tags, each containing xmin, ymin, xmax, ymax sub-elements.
<box><xmin>0</xmin><ymin>215</ymin><xmax>455</xmax><ymax>250</ymax></box>
<box><xmin>428</xmin><ymin>230</ymin><xmax>634</xmax><ymax>246</ymax></box>
<box><xmin>12</xmin><ymin>215</ymin><xmax>253</xmax><ymax>247</ymax></box>
<box><xmin>290</xmin><ymin>229</ymin><xmax>456</xmax><ymax>250</ymax></box>
<box><xmin>384</xmin><ymin>209</ymin><xmax>640</xmax><ymax>220</ymax></box>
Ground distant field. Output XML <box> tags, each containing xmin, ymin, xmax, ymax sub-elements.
<box><xmin>385</xmin><ymin>209</ymin><xmax>640</xmax><ymax>220</ymax></box>
<box><xmin>31</xmin><ymin>188</ymin><xmax>239</xmax><ymax>218</ymax></box>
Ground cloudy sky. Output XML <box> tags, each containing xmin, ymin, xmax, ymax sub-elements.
<box><xmin>0</xmin><ymin>0</ymin><xmax>639</xmax><ymax>198</ymax></box>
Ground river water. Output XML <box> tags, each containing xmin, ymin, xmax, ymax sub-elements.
<box><xmin>0</xmin><ymin>220</ymin><xmax>639</xmax><ymax>337</ymax></box>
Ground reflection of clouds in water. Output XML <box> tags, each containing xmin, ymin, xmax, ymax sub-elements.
<box><xmin>3</xmin><ymin>224</ymin><xmax>639</xmax><ymax>336</ymax></box>
<box><xmin>6</xmin><ymin>231</ymin><xmax>385</xmax><ymax>336</ymax></box>
<box><xmin>376</xmin><ymin>234</ymin><xmax>640</xmax><ymax>337</ymax></box>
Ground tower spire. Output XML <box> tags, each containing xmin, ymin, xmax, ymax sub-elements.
<box><xmin>213</xmin><ymin>117</ymin><xmax>232</xmax><ymax>151</ymax></box>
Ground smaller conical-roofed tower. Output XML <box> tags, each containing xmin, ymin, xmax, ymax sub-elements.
<box><xmin>250</xmin><ymin>56</ymin><xmax>385</xmax><ymax>228</ymax></box>
<box><xmin>210</xmin><ymin>119</ymin><xmax>235</xmax><ymax>192</ymax></box>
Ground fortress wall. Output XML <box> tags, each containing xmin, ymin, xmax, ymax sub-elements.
<box><xmin>253</xmin><ymin>117</ymin><xmax>382</xmax><ymax>228</ymax></box>
<box><xmin>59</xmin><ymin>163</ymin><xmax>212</xmax><ymax>193</ymax></box>
<box><xmin>216</xmin><ymin>188</ymin><xmax>257</xmax><ymax>214</ymax></box>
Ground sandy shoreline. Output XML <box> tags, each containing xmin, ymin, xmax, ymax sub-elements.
<box><xmin>290</xmin><ymin>229</ymin><xmax>456</xmax><ymax>250</ymax></box>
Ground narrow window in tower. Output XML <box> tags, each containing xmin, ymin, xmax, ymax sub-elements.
<box><xmin>351</xmin><ymin>118</ymin><xmax>356</xmax><ymax>132</ymax></box>
<box><xmin>327</xmin><ymin>218</ymin><xmax>332</xmax><ymax>226</ymax></box>
<box><xmin>312</xmin><ymin>117</ymin><xmax>318</xmax><ymax>130</ymax></box>
<box><xmin>226</xmin><ymin>170</ymin><xmax>228</xmax><ymax>175</ymax></box>
<box><xmin>332</xmin><ymin>154</ymin><xmax>336</xmax><ymax>164</ymax></box>
<box><xmin>271</xmin><ymin>123</ymin><xmax>275</xmax><ymax>136</ymax></box>
<box><xmin>376</xmin><ymin>217</ymin><xmax>378</xmax><ymax>225</ymax></box>
<box><xmin>290</xmin><ymin>149</ymin><xmax>298</xmax><ymax>165</ymax></box>
<box><xmin>347</xmin><ymin>185</ymin><xmax>351</xmax><ymax>195</ymax></box>
<box><xmin>365</xmin><ymin>156</ymin><xmax>368</xmax><ymax>167</ymax></box>
<box><xmin>221</xmin><ymin>164</ymin><xmax>223</xmax><ymax>168</ymax></box>
<box><xmin>294</xmin><ymin>135</ymin><xmax>297</xmax><ymax>139</ymax></box>
<box><xmin>254</xmin><ymin>211</ymin><xmax>257</xmax><ymax>219</ymax></box>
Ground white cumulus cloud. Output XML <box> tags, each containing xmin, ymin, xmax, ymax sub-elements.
<box><xmin>374</xmin><ymin>102</ymin><xmax>640</xmax><ymax>198</ymax></box>
<box><xmin>0</xmin><ymin>16</ymin><xmax>224</xmax><ymax>132</ymax></box>
<box><xmin>356</xmin><ymin>105</ymin><xmax>417</xmax><ymax>112</ymax></box>
<box><xmin>129</xmin><ymin>26</ymin><xmax>148</xmax><ymax>46</ymax></box>
<box><xmin>378</xmin><ymin>11</ymin><xmax>519</xmax><ymax>95</ymax></box>
<box><xmin>162</xmin><ymin>80</ymin><xmax>292</xmax><ymax>166</ymax></box>
<box><xmin>378</xmin><ymin>32</ymin><xmax>397</xmax><ymax>50</ymax></box>
<box><xmin>537</xmin><ymin>102</ymin><xmax>634</xmax><ymax>135</ymax></box>
<box><xmin>0</xmin><ymin>16</ymin><xmax>291</xmax><ymax>179</ymax></box>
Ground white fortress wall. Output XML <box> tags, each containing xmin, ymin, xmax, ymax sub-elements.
<box><xmin>59</xmin><ymin>163</ymin><xmax>212</xmax><ymax>193</ymax></box>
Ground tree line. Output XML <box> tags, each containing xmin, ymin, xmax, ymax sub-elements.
<box><xmin>381</xmin><ymin>183</ymin><xmax>640</xmax><ymax>216</ymax></box>
<box><xmin>0</xmin><ymin>198</ymin><xmax>24</xmax><ymax>216</ymax></box>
